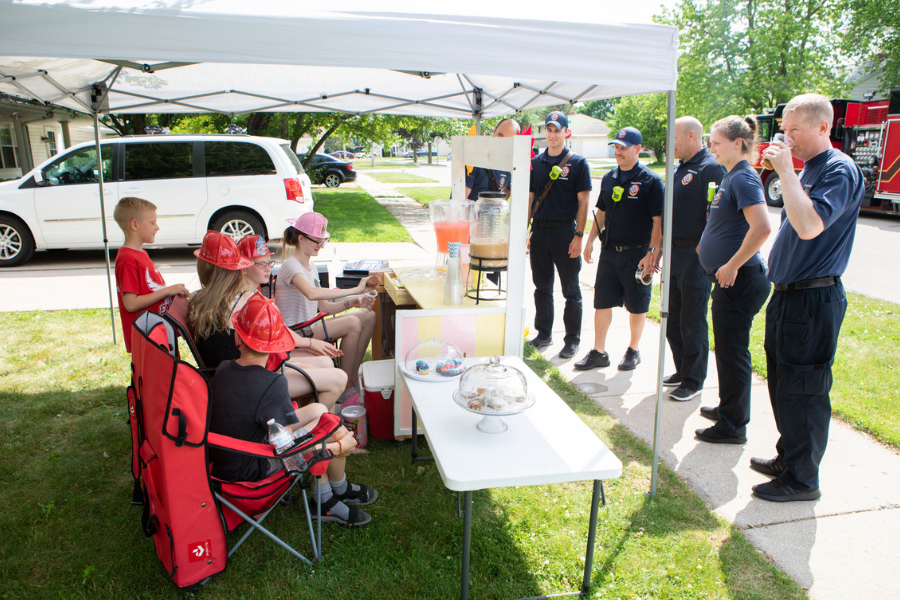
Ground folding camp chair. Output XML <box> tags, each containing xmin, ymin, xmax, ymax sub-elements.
<box><xmin>128</xmin><ymin>311</ymin><xmax>340</xmax><ymax>589</ymax></box>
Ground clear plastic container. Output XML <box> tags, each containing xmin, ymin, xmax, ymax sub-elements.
<box><xmin>457</xmin><ymin>356</ymin><xmax>528</xmax><ymax>413</ymax></box>
<box><xmin>402</xmin><ymin>337</ymin><xmax>465</xmax><ymax>381</ymax></box>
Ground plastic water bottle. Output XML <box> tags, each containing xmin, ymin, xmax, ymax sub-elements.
<box><xmin>267</xmin><ymin>419</ymin><xmax>306</xmax><ymax>473</ymax></box>
<box><xmin>444</xmin><ymin>241</ymin><xmax>463</xmax><ymax>305</ymax></box>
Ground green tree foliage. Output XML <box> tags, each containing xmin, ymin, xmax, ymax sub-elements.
<box><xmin>658</xmin><ymin>0</ymin><xmax>849</xmax><ymax>127</ymax></box>
<box><xmin>393</xmin><ymin>116</ymin><xmax>470</xmax><ymax>163</ymax></box>
<box><xmin>606</xmin><ymin>94</ymin><xmax>668</xmax><ymax>161</ymax></box>
<box><xmin>843</xmin><ymin>0</ymin><xmax>900</xmax><ymax>95</ymax></box>
<box><xmin>577</xmin><ymin>99</ymin><xmax>615</xmax><ymax>121</ymax></box>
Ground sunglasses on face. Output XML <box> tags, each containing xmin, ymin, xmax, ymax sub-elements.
<box><xmin>301</xmin><ymin>233</ymin><xmax>328</xmax><ymax>247</ymax></box>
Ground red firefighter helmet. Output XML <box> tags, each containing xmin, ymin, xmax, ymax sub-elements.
<box><xmin>231</xmin><ymin>292</ymin><xmax>295</xmax><ymax>353</ymax></box>
<box><xmin>194</xmin><ymin>231</ymin><xmax>253</xmax><ymax>270</ymax></box>
<box><xmin>237</xmin><ymin>234</ymin><xmax>273</xmax><ymax>260</ymax></box>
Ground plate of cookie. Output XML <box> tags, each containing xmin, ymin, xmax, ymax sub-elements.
<box><xmin>401</xmin><ymin>338</ymin><xmax>466</xmax><ymax>382</ymax></box>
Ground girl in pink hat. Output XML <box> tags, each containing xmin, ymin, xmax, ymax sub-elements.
<box><xmin>274</xmin><ymin>212</ymin><xmax>378</xmax><ymax>405</ymax></box>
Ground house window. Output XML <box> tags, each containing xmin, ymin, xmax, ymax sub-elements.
<box><xmin>0</xmin><ymin>124</ymin><xmax>17</xmax><ymax>169</ymax></box>
<box><xmin>45</xmin><ymin>129</ymin><xmax>58</xmax><ymax>156</ymax></box>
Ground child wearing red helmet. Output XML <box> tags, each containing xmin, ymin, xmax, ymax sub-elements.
<box><xmin>189</xmin><ymin>231</ymin><xmax>347</xmax><ymax>409</ymax></box>
<box><xmin>274</xmin><ymin>213</ymin><xmax>379</xmax><ymax>405</ymax></box>
<box><xmin>209</xmin><ymin>292</ymin><xmax>377</xmax><ymax>527</ymax></box>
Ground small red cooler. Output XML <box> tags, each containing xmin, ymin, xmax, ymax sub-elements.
<box><xmin>362</xmin><ymin>359</ymin><xmax>395</xmax><ymax>441</ymax></box>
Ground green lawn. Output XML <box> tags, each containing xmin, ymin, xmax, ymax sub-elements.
<box><xmin>0</xmin><ymin>310</ymin><xmax>806</xmax><ymax>600</ymax></box>
<box><xmin>403</xmin><ymin>186</ymin><xmax>451</xmax><ymax>206</ymax></box>
<box><xmin>367</xmin><ymin>172</ymin><xmax>438</xmax><ymax>184</ymax></box>
<box><xmin>312</xmin><ymin>187</ymin><xmax>412</xmax><ymax>243</ymax></box>
<box><xmin>353</xmin><ymin>158</ymin><xmax>421</xmax><ymax>170</ymax></box>
<box><xmin>647</xmin><ymin>286</ymin><xmax>900</xmax><ymax>448</ymax></box>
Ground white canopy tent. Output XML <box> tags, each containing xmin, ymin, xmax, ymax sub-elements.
<box><xmin>0</xmin><ymin>0</ymin><xmax>679</xmax><ymax>496</ymax></box>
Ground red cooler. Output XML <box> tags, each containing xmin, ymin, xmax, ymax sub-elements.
<box><xmin>362</xmin><ymin>359</ymin><xmax>395</xmax><ymax>441</ymax></box>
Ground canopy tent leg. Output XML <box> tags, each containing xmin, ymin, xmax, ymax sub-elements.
<box><xmin>650</xmin><ymin>90</ymin><xmax>677</xmax><ymax>497</ymax></box>
<box><xmin>94</xmin><ymin>111</ymin><xmax>117</xmax><ymax>345</ymax></box>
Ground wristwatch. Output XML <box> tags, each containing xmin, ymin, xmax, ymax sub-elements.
<box><xmin>574</xmin><ymin>231</ymin><xmax>584</xmax><ymax>238</ymax></box>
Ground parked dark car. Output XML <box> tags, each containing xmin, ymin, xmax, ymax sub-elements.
<box><xmin>306</xmin><ymin>153</ymin><xmax>357</xmax><ymax>188</ymax></box>
<box><xmin>330</xmin><ymin>150</ymin><xmax>355</xmax><ymax>160</ymax></box>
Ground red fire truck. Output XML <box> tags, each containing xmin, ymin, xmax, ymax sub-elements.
<box><xmin>753</xmin><ymin>88</ymin><xmax>900</xmax><ymax>215</ymax></box>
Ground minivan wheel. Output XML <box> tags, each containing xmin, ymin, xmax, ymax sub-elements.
<box><xmin>0</xmin><ymin>215</ymin><xmax>36</xmax><ymax>267</ymax></box>
<box><xmin>324</xmin><ymin>172</ymin><xmax>342</xmax><ymax>188</ymax></box>
<box><xmin>211</xmin><ymin>211</ymin><xmax>265</xmax><ymax>242</ymax></box>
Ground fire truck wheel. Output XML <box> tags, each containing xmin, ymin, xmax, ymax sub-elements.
<box><xmin>764</xmin><ymin>174</ymin><xmax>784</xmax><ymax>207</ymax></box>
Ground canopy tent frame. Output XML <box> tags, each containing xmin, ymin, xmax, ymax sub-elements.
<box><xmin>0</xmin><ymin>0</ymin><xmax>679</xmax><ymax>498</ymax></box>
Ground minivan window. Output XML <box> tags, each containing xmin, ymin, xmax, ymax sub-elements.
<box><xmin>124</xmin><ymin>142</ymin><xmax>193</xmax><ymax>180</ymax></box>
<box><xmin>281</xmin><ymin>144</ymin><xmax>306</xmax><ymax>175</ymax></box>
<box><xmin>42</xmin><ymin>145</ymin><xmax>113</xmax><ymax>186</ymax></box>
<box><xmin>205</xmin><ymin>141</ymin><xmax>277</xmax><ymax>176</ymax></box>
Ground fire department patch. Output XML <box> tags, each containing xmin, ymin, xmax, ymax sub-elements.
<box><xmin>681</xmin><ymin>173</ymin><xmax>693</xmax><ymax>185</ymax></box>
<box><xmin>561</xmin><ymin>166</ymin><xmax>570</xmax><ymax>178</ymax></box>
<box><xmin>499</xmin><ymin>175</ymin><xmax>507</xmax><ymax>189</ymax></box>
<box><xmin>713</xmin><ymin>191</ymin><xmax>722</xmax><ymax>205</ymax></box>
<box><xmin>188</xmin><ymin>539</ymin><xmax>212</xmax><ymax>563</ymax></box>
<box><xmin>629</xmin><ymin>184</ymin><xmax>640</xmax><ymax>196</ymax></box>
<box><xmin>550</xmin><ymin>112</ymin><xmax>560</xmax><ymax>121</ymax></box>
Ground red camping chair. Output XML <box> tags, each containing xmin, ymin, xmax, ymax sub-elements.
<box><xmin>128</xmin><ymin>311</ymin><xmax>340</xmax><ymax>589</ymax></box>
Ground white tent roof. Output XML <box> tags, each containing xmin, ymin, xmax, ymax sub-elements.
<box><xmin>0</xmin><ymin>0</ymin><xmax>677</xmax><ymax>117</ymax></box>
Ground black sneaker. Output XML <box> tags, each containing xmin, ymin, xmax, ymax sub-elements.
<box><xmin>663</xmin><ymin>373</ymin><xmax>682</xmax><ymax>387</ymax></box>
<box><xmin>618</xmin><ymin>347</ymin><xmax>641</xmax><ymax>371</ymax></box>
<box><xmin>669</xmin><ymin>386</ymin><xmax>700</xmax><ymax>402</ymax></box>
<box><xmin>695</xmin><ymin>426</ymin><xmax>746</xmax><ymax>444</ymax></box>
<box><xmin>526</xmin><ymin>335</ymin><xmax>553</xmax><ymax>350</ymax></box>
<box><xmin>752</xmin><ymin>478</ymin><xmax>821</xmax><ymax>503</ymax></box>
<box><xmin>559</xmin><ymin>341</ymin><xmax>579</xmax><ymax>359</ymax></box>
<box><xmin>574</xmin><ymin>349</ymin><xmax>610</xmax><ymax>370</ymax></box>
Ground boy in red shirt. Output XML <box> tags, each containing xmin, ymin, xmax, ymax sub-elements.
<box><xmin>113</xmin><ymin>197</ymin><xmax>189</xmax><ymax>352</ymax></box>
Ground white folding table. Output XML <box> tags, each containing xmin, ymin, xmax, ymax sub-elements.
<box><xmin>399</xmin><ymin>356</ymin><xmax>623</xmax><ymax>600</ymax></box>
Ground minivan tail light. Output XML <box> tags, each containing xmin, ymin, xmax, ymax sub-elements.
<box><xmin>284</xmin><ymin>177</ymin><xmax>304</xmax><ymax>202</ymax></box>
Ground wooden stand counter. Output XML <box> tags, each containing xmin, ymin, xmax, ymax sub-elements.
<box><xmin>390</xmin><ymin>266</ymin><xmax>503</xmax><ymax>310</ymax></box>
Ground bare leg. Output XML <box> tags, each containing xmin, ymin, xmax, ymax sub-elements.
<box><xmin>628</xmin><ymin>311</ymin><xmax>646</xmax><ymax>350</ymax></box>
<box><xmin>313</xmin><ymin>312</ymin><xmax>376</xmax><ymax>389</ymax></box>
<box><xmin>283</xmin><ymin>363</ymin><xmax>347</xmax><ymax>411</ymax></box>
<box><xmin>593</xmin><ymin>308</ymin><xmax>613</xmax><ymax>353</ymax></box>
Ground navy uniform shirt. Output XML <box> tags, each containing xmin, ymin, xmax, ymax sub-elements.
<box><xmin>597</xmin><ymin>163</ymin><xmax>664</xmax><ymax>246</ymax></box>
<box><xmin>698</xmin><ymin>160</ymin><xmax>765</xmax><ymax>274</ymax></box>
<box><xmin>674</xmin><ymin>148</ymin><xmax>725</xmax><ymax>240</ymax></box>
<box><xmin>529</xmin><ymin>149</ymin><xmax>592</xmax><ymax>221</ymax></box>
<box><xmin>768</xmin><ymin>148</ymin><xmax>864</xmax><ymax>285</ymax></box>
<box><xmin>466</xmin><ymin>167</ymin><xmax>511</xmax><ymax>200</ymax></box>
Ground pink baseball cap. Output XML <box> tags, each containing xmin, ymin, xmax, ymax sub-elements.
<box><xmin>286</xmin><ymin>212</ymin><xmax>330</xmax><ymax>240</ymax></box>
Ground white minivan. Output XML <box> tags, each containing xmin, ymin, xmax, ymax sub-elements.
<box><xmin>0</xmin><ymin>134</ymin><xmax>313</xmax><ymax>267</ymax></box>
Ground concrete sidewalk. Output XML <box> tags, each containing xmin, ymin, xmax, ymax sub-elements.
<box><xmin>354</xmin><ymin>174</ymin><xmax>900</xmax><ymax>600</ymax></box>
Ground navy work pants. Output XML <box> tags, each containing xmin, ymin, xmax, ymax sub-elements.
<box><xmin>711</xmin><ymin>269</ymin><xmax>770</xmax><ymax>436</ymax></box>
<box><xmin>764</xmin><ymin>283</ymin><xmax>846</xmax><ymax>488</ymax></box>
<box><xmin>530</xmin><ymin>222</ymin><xmax>582</xmax><ymax>346</ymax></box>
<box><xmin>665</xmin><ymin>246</ymin><xmax>712</xmax><ymax>391</ymax></box>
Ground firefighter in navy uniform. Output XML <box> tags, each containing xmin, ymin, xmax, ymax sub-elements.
<box><xmin>527</xmin><ymin>112</ymin><xmax>592</xmax><ymax>359</ymax></box>
<box><xmin>578</xmin><ymin>127</ymin><xmax>663</xmax><ymax>371</ymax></box>
<box><xmin>752</xmin><ymin>93</ymin><xmax>865</xmax><ymax>503</ymax></box>
<box><xmin>665</xmin><ymin>117</ymin><xmax>725</xmax><ymax>401</ymax></box>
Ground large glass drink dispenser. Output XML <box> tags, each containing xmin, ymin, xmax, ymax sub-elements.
<box><xmin>467</xmin><ymin>191</ymin><xmax>509</xmax><ymax>302</ymax></box>
<box><xmin>429</xmin><ymin>199</ymin><xmax>471</xmax><ymax>274</ymax></box>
